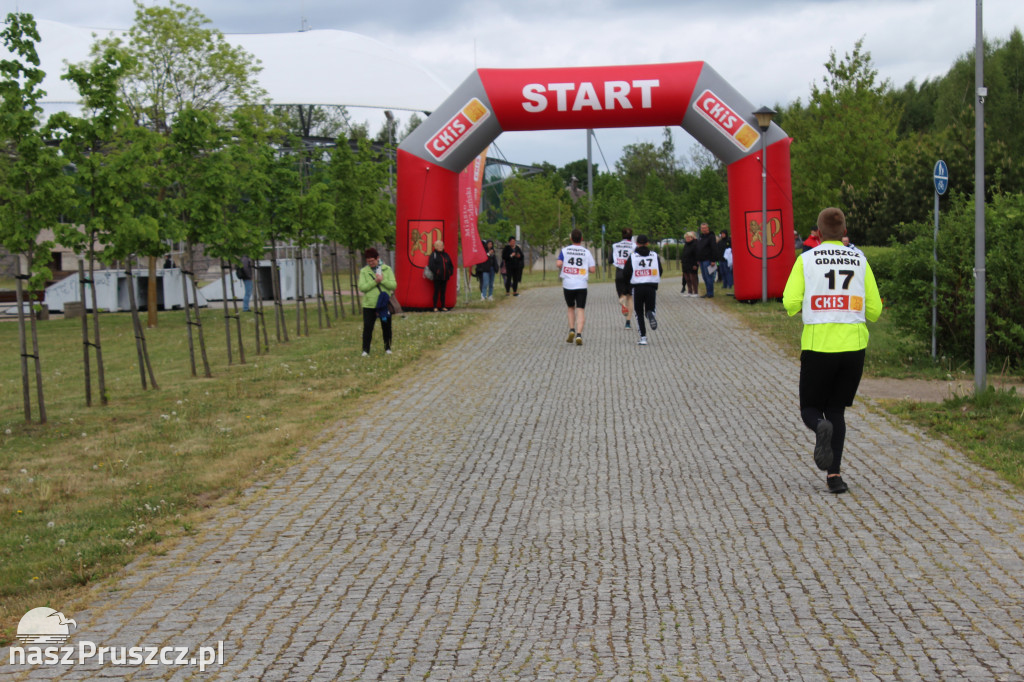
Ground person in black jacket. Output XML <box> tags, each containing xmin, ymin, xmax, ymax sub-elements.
<box><xmin>695</xmin><ymin>222</ymin><xmax>718</xmax><ymax>298</ymax></box>
<box><xmin>501</xmin><ymin>236</ymin><xmax>524</xmax><ymax>296</ymax></box>
<box><xmin>680</xmin><ymin>231</ymin><xmax>699</xmax><ymax>296</ymax></box>
<box><xmin>427</xmin><ymin>241</ymin><xmax>454</xmax><ymax>311</ymax></box>
<box><xmin>478</xmin><ymin>240</ymin><xmax>497</xmax><ymax>300</ymax></box>
<box><xmin>622</xmin><ymin>234</ymin><xmax>663</xmax><ymax>346</ymax></box>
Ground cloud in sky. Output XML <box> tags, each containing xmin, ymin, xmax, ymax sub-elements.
<box><xmin>7</xmin><ymin>0</ymin><xmax>1023</xmax><ymax>169</ymax></box>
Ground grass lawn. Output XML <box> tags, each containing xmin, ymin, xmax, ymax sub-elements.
<box><xmin>715</xmin><ymin>294</ymin><xmax>1024</xmax><ymax>489</ymax></box>
<box><xmin>0</xmin><ymin>295</ymin><xmax>488</xmax><ymax>643</ymax></box>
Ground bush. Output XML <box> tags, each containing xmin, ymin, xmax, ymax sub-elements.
<box><xmin>884</xmin><ymin>192</ymin><xmax>1024</xmax><ymax>372</ymax></box>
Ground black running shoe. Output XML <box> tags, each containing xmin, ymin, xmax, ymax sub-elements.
<box><xmin>827</xmin><ymin>475</ymin><xmax>848</xmax><ymax>494</ymax></box>
<box><xmin>646</xmin><ymin>310</ymin><xmax>657</xmax><ymax>331</ymax></box>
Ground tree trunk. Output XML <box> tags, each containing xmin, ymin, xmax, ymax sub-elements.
<box><xmin>268</xmin><ymin>238</ymin><xmax>288</xmax><ymax>342</ymax></box>
<box><xmin>349</xmin><ymin>248</ymin><xmax>361</xmax><ymax>315</ymax></box>
<box><xmin>88</xmin><ymin>249</ymin><xmax>108</xmax><ymax>404</ymax></box>
<box><xmin>78</xmin><ymin>258</ymin><xmax>92</xmax><ymax>406</ymax></box>
<box><xmin>220</xmin><ymin>259</ymin><xmax>234</xmax><ymax>365</ymax></box>
<box><xmin>125</xmin><ymin>257</ymin><xmax>158</xmax><ymax>390</ymax></box>
<box><xmin>187</xmin><ymin>244</ymin><xmax>212</xmax><ymax>378</ymax></box>
<box><xmin>180</xmin><ymin>243</ymin><xmax>198</xmax><ymax>377</ymax></box>
<box><xmin>14</xmin><ymin>270</ymin><xmax>33</xmax><ymax>422</ymax></box>
<box><xmin>227</xmin><ymin>259</ymin><xmax>246</xmax><ymax>365</ymax></box>
<box><xmin>330</xmin><ymin>244</ymin><xmax>342</xmax><ymax>320</ymax></box>
<box><xmin>252</xmin><ymin>258</ymin><xmax>268</xmax><ymax>355</ymax></box>
<box><xmin>28</xmin><ymin>291</ymin><xmax>46</xmax><ymax>424</ymax></box>
<box><xmin>315</xmin><ymin>243</ymin><xmax>329</xmax><ymax>329</ymax></box>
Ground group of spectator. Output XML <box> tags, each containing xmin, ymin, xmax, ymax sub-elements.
<box><xmin>680</xmin><ymin>222</ymin><xmax>732</xmax><ymax>298</ymax></box>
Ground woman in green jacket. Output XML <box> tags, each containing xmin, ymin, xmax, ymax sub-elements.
<box><xmin>358</xmin><ymin>247</ymin><xmax>397</xmax><ymax>356</ymax></box>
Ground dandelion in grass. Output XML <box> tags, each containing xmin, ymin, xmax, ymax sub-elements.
<box><xmin>47</xmin><ymin>521</ymin><xmax>55</xmax><ymax>528</ymax></box>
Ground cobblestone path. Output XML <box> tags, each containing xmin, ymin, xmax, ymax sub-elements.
<box><xmin>11</xmin><ymin>283</ymin><xmax>1024</xmax><ymax>680</ymax></box>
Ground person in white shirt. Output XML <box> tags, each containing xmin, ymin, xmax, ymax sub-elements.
<box><xmin>557</xmin><ymin>228</ymin><xmax>597</xmax><ymax>346</ymax></box>
<box><xmin>611</xmin><ymin>228</ymin><xmax>637</xmax><ymax>329</ymax></box>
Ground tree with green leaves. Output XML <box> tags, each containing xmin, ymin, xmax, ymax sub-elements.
<box><xmin>51</xmin><ymin>42</ymin><xmax>165</xmax><ymax>399</ymax></box>
<box><xmin>784</xmin><ymin>38</ymin><xmax>901</xmax><ymax>235</ymax></box>
<box><xmin>327</xmin><ymin>137</ymin><xmax>392</xmax><ymax>315</ymax></box>
<box><xmin>91</xmin><ymin>0</ymin><xmax>267</xmax><ymax>329</ymax></box>
<box><xmin>94</xmin><ymin>0</ymin><xmax>265</xmax><ymax>133</ymax></box>
<box><xmin>0</xmin><ymin>13</ymin><xmax>76</xmax><ymax>423</ymax></box>
<box><xmin>501</xmin><ymin>173</ymin><xmax>573</xmax><ymax>277</ymax></box>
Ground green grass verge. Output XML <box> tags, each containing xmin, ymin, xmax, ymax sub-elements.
<box><xmin>0</xmin><ymin>297</ymin><xmax>488</xmax><ymax>643</ymax></box>
<box><xmin>715</xmin><ymin>294</ymin><xmax>1024</xmax><ymax>490</ymax></box>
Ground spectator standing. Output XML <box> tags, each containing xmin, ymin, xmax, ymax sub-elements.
<box><xmin>717</xmin><ymin>230</ymin><xmax>733</xmax><ymax>289</ymax></box>
<box><xmin>802</xmin><ymin>227</ymin><xmax>822</xmax><ymax>252</ymax></box>
<box><xmin>478</xmin><ymin>240</ymin><xmax>497</xmax><ymax>300</ymax></box>
<box><xmin>611</xmin><ymin>228</ymin><xmax>636</xmax><ymax>329</ymax></box>
<box><xmin>558</xmin><ymin>228</ymin><xmax>597</xmax><ymax>346</ymax></box>
<box><xmin>427</xmin><ymin>240</ymin><xmax>454</xmax><ymax>311</ymax></box>
<box><xmin>782</xmin><ymin>207</ymin><xmax>883</xmax><ymax>493</ymax></box>
<box><xmin>623</xmin><ymin>234</ymin><xmax>663</xmax><ymax>346</ymax></box>
<box><xmin>680</xmin><ymin>231</ymin><xmax>699</xmax><ymax>296</ymax></box>
<box><xmin>695</xmin><ymin>222</ymin><xmax>718</xmax><ymax>298</ymax></box>
<box><xmin>501</xmin><ymin>236</ymin><xmax>525</xmax><ymax>296</ymax></box>
<box><xmin>357</xmin><ymin>248</ymin><xmax>396</xmax><ymax>356</ymax></box>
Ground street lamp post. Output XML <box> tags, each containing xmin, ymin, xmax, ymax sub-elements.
<box><xmin>753</xmin><ymin>106</ymin><xmax>776</xmax><ymax>303</ymax></box>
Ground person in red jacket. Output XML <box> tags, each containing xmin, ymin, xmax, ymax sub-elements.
<box><xmin>802</xmin><ymin>227</ymin><xmax>822</xmax><ymax>252</ymax></box>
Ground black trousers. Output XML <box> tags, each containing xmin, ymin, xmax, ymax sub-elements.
<box><xmin>799</xmin><ymin>348</ymin><xmax>866</xmax><ymax>475</ymax></box>
<box><xmin>632</xmin><ymin>284</ymin><xmax>657</xmax><ymax>336</ymax></box>
<box><xmin>432</xmin><ymin>278</ymin><xmax>448</xmax><ymax>309</ymax></box>
<box><xmin>505</xmin><ymin>268</ymin><xmax>522</xmax><ymax>293</ymax></box>
<box><xmin>362</xmin><ymin>307</ymin><xmax>392</xmax><ymax>353</ymax></box>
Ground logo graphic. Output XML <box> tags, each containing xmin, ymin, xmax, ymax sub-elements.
<box><xmin>425</xmin><ymin>98</ymin><xmax>490</xmax><ymax>162</ymax></box>
<box><xmin>409</xmin><ymin>220</ymin><xmax>443</xmax><ymax>268</ymax></box>
<box><xmin>11</xmin><ymin>606</ymin><xmax>224</xmax><ymax>671</ymax></box>
<box><xmin>17</xmin><ymin>608</ymin><xmax>77</xmax><ymax>646</ymax></box>
<box><xmin>811</xmin><ymin>295</ymin><xmax>864</xmax><ymax>312</ymax></box>
<box><xmin>745</xmin><ymin>210</ymin><xmax>784</xmax><ymax>259</ymax></box>
<box><xmin>692</xmin><ymin>89</ymin><xmax>760</xmax><ymax>152</ymax></box>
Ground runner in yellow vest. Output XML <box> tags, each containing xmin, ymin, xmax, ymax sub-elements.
<box><xmin>783</xmin><ymin>207</ymin><xmax>883</xmax><ymax>494</ymax></box>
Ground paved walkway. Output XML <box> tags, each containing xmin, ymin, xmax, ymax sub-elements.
<box><xmin>12</xmin><ymin>283</ymin><xmax>1024</xmax><ymax>680</ymax></box>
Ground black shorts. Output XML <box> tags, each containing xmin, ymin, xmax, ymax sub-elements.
<box><xmin>615</xmin><ymin>271</ymin><xmax>631</xmax><ymax>297</ymax></box>
<box><xmin>799</xmin><ymin>349</ymin><xmax>866</xmax><ymax>408</ymax></box>
<box><xmin>563</xmin><ymin>288</ymin><xmax>588</xmax><ymax>308</ymax></box>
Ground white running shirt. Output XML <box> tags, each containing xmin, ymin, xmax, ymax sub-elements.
<box><xmin>629</xmin><ymin>251</ymin><xmax>660</xmax><ymax>285</ymax></box>
<box><xmin>612</xmin><ymin>238</ymin><xmax>636</xmax><ymax>269</ymax></box>
<box><xmin>559</xmin><ymin>244</ymin><xmax>595</xmax><ymax>290</ymax></box>
<box><xmin>801</xmin><ymin>244</ymin><xmax>868</xmax><ymax>325</ymax></box>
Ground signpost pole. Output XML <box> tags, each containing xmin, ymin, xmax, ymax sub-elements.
<box><xmin>932</xmin><ymin>159</ymin><xmax>948</xmax><ymax>360</ymax></box>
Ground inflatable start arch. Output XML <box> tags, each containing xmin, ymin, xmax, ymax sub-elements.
<box><xmin>396</xmin><ymin>62</ymin><xmax>794</xmax><ymax>307</ymax></box>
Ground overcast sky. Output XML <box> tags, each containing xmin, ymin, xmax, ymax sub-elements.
<box><xmin>7</xmin><ymin>0</ymin><xmax>1024</xmax><ymax>170</ymax></box>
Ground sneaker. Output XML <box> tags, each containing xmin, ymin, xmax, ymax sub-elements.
<box><xmin>513</xmin><ymin>292</ymin><xmax>519</xmax><ymax>297</ymax></box>
<box><xmin>566</xmin><ymin>330</ymin><xmax>576</xmax><ymax>343</ymax></box>
<box><xmin>575</xmin><ymin>334</ymin><xmax>583</xmax><ymax>346</ymax></box>
<box><xmin>814</xmin><ymin>419</ymin><xmax>834</xmax><ymax>471</ymax></box>
<box><xmin>620</xmin><ymin>303</ymin><xmax>629</xmax><ymax>316</ymax></box>
<box><xmin>638</xmin><ymin>336</ymin><xmax>648</xmax><ymax>346</ymax></box>
<box><xmin>827</xmin><ymin>475</ymin><xmax>849</xmax><ymax>494</ymax></box>
<box><xmin>624</xmin><ymin>320</ymin><xmax>631</xmax><ymax>330</ymax></box>
<box><xmin>646</xmin><ymin>310</ymin><xmax>658</xmax><ymax>330</ymax></box>
<box><xmin>385</xmin><ymin>349</ymin><xmax>392</xmax><ymax>355</ymax></box>
<box><xmin>361</xmin><ymin>351</ymin><xmax>369</xmax><ymax>357</ymax></box>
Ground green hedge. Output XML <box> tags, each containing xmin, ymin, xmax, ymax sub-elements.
<box><xmin>882</xmin><ymin>192</ymin><xmax>1024</xmax><ymax>372</ymax></box>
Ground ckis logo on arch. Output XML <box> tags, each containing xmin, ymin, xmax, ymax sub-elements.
<box><xmin>9</xmin><ymin>606</ymin><xmax>224</xmax><ymax>672</ymax></box>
